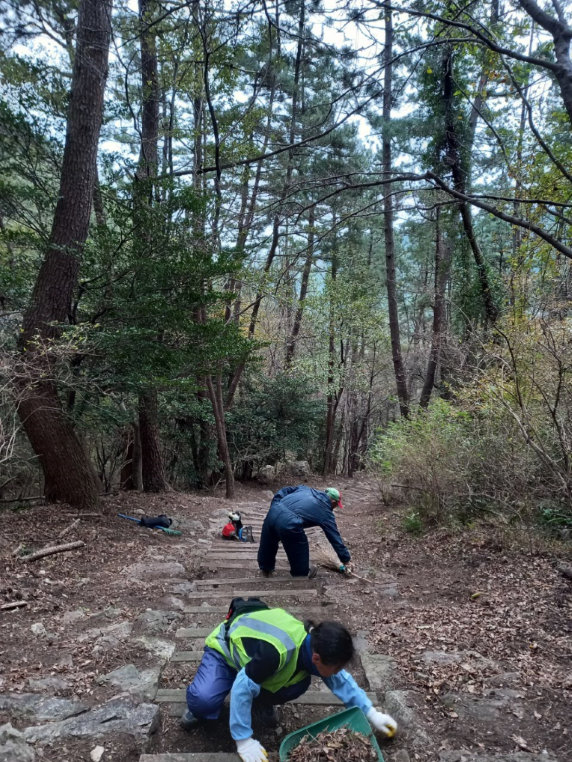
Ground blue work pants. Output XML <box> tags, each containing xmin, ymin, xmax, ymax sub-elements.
<box><xmin>186</xmin><ymin>647</ymin><xmax>311</xmax><ymax>719</ymax></box>
<box><xmin>257</xmin><ymin>505</ymin><xmax>310</xmax><ymax>577</ymax></box>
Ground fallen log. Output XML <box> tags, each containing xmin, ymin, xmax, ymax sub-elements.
<box><xmin>1</xmin><ymin>600</ymin><xmax>27</xmax><ymax>611</ymax></box>
<box><xmin>21</xmin><ymin>540</ymin><xmax>85</xmax><ymax>563</ymax></box>
<box><xmin>57</xmin><ymin>518</ymin><xmax>80</xmax><ymax>539</ymax></box>
<box><xmin>63</xmin><ymin>512</ymin><xmax>101</xmax><ymax>518</ymax></box>
<box><xmin>0</xmin><ymin>495</ymin><xmax>43</xmax><ymax>503</ymax></box>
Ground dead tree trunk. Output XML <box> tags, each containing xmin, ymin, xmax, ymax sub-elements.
<box><xmin>16</xmin><ymin>0</ymin><xmax>112</xmax><ymax>509</ymax></box>
<box><xmin>383</xmin><ymin>7</ymin><xmax>409</xmax><ymax>419</ymax></box>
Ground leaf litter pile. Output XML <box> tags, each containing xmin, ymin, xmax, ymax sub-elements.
<box><xmin>288</xmin><ymin>727</ymin><xmax>377</xmax><ymax>762</ymax></box>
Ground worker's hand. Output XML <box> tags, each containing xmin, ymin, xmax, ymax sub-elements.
<box><xmin>366</xmin><ymin>708</ymin><xmax>397</xmax><ymax>737</ymax></box>
<box><xmin>236</xmin><ymin>737</ymin><xmax>268</xmax><ymax>762</ymax></box>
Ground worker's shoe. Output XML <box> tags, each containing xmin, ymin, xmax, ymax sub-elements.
<box><xmin>259</xmin><ymin>569</ymin><xmax>275</xmax><ymax>578</ymax></box>
<box><xmin>180</xmin><ymin>709</ymin><xmax>199</xmax><ymax>731</ymax></box>
<box><xmin>308</xmin><ymin>564</ymin><xmax>318</xmax><ymax>579</ymax></box>
<box><xmin>253</xmin><ymin>701</ymin><xmax>279</xmax><ymax>728</ymax></box>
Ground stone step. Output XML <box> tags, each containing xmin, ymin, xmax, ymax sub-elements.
<box><xmin>141</xmin><ymin>755</ymin><xmax>239</xmax><ymax>761</ymax></box>
<box><xmin>184</xmin><ymin>589</ymin><xmax>318</xmax><ymax>600</ymax></box>
<box><xmin>156</xmin><ymin>689</ymin><xmax>376</xmax><ymax>706</ymax></box>
<box><xmin>195</xmin><ymin>577</ymin><xmax>310</xmax><ymax>587</ymax></box>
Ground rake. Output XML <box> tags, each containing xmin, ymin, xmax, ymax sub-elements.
<box><xmin>311</xmin><ymin>543</ymin><xmax>373</xmax><ymax>584</ymax></box>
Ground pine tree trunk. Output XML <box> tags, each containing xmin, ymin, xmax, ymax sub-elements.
<box><xmin>120</xmin><ymin>427</ymin><xmax>134</xmax><ymax>490</ymax></box>
<box><xmin>16</xmin><ymin>0</ymin><xmax>112</xmax><ymax>509</ymax></box>
<box><xmin>518</xmin><ymin>0</ymin><xmax>572</xmax><ymax>128</ymax></box>
<box><xmin>248</xmin><ymin>0</ymin><xmax>305</xmax><ymax>339</ymax></box>
<box><xmin>139</xmin><ymin>391</ymin><xmax>167</xmax><ymax>492</ymax></box>
<box><xmin>133</xmin><ymin>0</ymin><xmax>167</xmax><ymax>492</ymax></box>
<box><xmin>383</xmin><ymin>8</ymin><xmax>409</xmax><ymax>419</ymax></box>
<box><xmin>206</xmin><ymin>376</ymin><xmax>235</xmax><ymax>498</ymax></box>
<box><xmin>132</xmin><ymin>420</ymin><xmax>143</xmax><ymax>490</ymax></box>
<box><xmin>323</xmin><ymin>241</ymin><xmax>339</xmax><ymax>477</ymax></box>
<box><xmin>286</xmin><ymin>208</ymin><xmax>315</xmax><ymax>366</ymax></box>
<box><xmin>442</xmin><ymin>44</ymin><xmax>498</xmax><ymax>325</ymax></box>
<box><xmin>420</xmin><ymin>208</ymin><xmax>453</xmax><ymax>408</ymax></box>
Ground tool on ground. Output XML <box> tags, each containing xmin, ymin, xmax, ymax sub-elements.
<box><xmin>312</xmin><ymin>544</ymin><xmax>373</xmax><ymax>584</ymax></box>
<box><xmin>117</xmin><ymin>513</ymin><xmax>182</xmax><ymax>536</ymax></box>
<box><xmin>222</xmin><ymin>511</ymin><xmax>256</xmax><ymax>543</ymax></box>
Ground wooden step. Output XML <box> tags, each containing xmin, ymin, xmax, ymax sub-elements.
<box><xmin>184</xmin><ymin>589</ymin><xmax>318</xmax><ymax>600</ymax></box>
<box><xmin>175</xmin><ymin>627</ymin><xmax>212</xmax><ymax>638</ymax></box>
<box><xmin>209</xmin><ymin>517</ymin><xmax>265</xmax><ymax>524</ymax></box>
<box><xmin>181</xmin><ymin>605</ymin><xmax>335</xmax><ymax>614</ymax></box>
<box><xmin>201</xmin><ymin>562</ymin><xmax>290</xmax><ymax>571</ymax></box>
<box><xmin>171</xmin><ymin>650</ymin><xmax>204</xmax><ymax>661</ymax></box>
<box><xmin>205</xmin><ymin>555</ymin><xmax>285</xmax><ymax>562</ymax></box>
<box><xmin>157</xmin><ymin>689</ymin><xmax>376</xmax><ymax>707</ymax></box>
<box><xmin>207</xmin><ymin>543</ymin><xmax>265</xmax><ymax>550</ymax></box>
<box><xmin>196</xmin><ymin>577</ymin><xmax>310</xmax><ymax>587</ymax></box>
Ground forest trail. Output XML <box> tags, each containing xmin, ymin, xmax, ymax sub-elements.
<box><xmin>143</xmin><ymin>481</ymin><xmax>381</xmax><ymax>762</ymax></box>
<box><xmin>0</xmin><ymin>479</ymin><xmax>570</xmax><ymax>762</ymax></box>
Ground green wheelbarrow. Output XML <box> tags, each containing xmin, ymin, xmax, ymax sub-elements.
<box><xmin>279</xmin><ymin>706</ymin><xmax>385</xmax><ymax>761</ymax></box>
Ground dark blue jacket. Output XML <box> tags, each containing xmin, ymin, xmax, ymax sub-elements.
<box><xmin>271</xmin><ymin>485</ymin><xmax>350</xmax><ymax>563</ymax></box>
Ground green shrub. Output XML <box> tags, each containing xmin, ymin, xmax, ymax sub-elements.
<box><xmin>227</xmin><ymin>372</ymin><xmax>325</xmax><ymax>476</ymax></box>
<box><xmin>369</xmin><ymin>392</ymin><xmax>570</xmax><ymax>527</ymax></box>
<box><xmin>402</xmin><ymin>511</ymin><xmax>424</xmax><ymax>534</ymax></box>
<box><xmin>370</xmin><ymin>399</ymin><xmax>474</xmax><ymax>523</ymax></box>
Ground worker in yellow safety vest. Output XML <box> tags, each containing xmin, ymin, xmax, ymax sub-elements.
<box><xmin>181</xmin><ymin>603</ymin><xmax>397</xmax><ymax>762</ymax></box>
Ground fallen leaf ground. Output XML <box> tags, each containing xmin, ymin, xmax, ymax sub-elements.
<box><xmin>0</xmin><ymin>477</ymin><xmax>570</xmax><ymax>762</ymax></box>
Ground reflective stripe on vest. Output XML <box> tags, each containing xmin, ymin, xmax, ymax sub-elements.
<box><xmin>227</xmin><ymin>614</ymin><xmax>297</xmax><ymax>669</ymax></box>
<box><xmin>209</xmin><ymin>623</ymin><xmax>238</xmax><ymax>668</ymax></box>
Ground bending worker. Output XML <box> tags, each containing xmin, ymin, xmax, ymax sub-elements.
<box><xmin>181</xmin><ymin>604</ymin><xmax>397</xmax><ymax>762</ymax></box>
<box><xmin>258</xmin><ymin>485</ymin><xmax>350</xmax><ymax>578</ymax></box>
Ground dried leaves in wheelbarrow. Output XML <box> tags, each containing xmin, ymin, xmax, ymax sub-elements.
<box><xmin>288</xmin><ymin>727</ymin><xmax>377</xmax><ymax>762</ymax></box>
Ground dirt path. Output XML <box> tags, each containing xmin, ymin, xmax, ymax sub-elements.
<box><xmin>1</xmin><ymin>479</ymin><xmax>570</xmax><ymax>762</ymax></box>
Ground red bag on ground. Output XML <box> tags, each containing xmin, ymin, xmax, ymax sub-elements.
<box><xmin>222</xmin><ymin>522</ymin><xmax>237</xmax><ymax>540</ymax></box>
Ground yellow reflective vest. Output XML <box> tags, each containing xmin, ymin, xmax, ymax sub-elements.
<box><xmin>205</xmin><ymin>608</ymin><xmax>309</xmax><ymax>693</ymax></box>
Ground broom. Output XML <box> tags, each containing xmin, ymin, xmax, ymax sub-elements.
<box><xmin>311</xmin><ymin>543</ymin><xmax>373</xmax><ymax>584</ymax></box>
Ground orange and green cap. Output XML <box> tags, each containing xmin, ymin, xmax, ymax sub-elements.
<box><xmin>325</xmin><ymin>487</ymin><xmax>343</xmax><ymax>509</ymax></box>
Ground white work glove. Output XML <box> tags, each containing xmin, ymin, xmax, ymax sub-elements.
<box><xmin>367</xmin><ymin>707</ymin><xmax>397</xmax><ymax>737</ymax></box>
<box><xmin>236</xmin><ymin>737</ymin><xmax>268</xmax><ymax>762</ymax></box>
